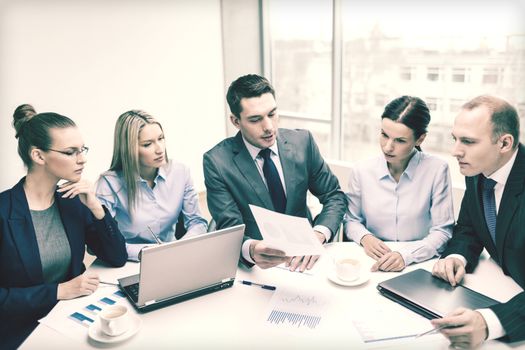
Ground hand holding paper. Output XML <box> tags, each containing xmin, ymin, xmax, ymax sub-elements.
<box><xmin>249</xmin><ymin>241</ymin><xmax>289</xmax><ymax>269</ymax></box>
<box><xmin>249</xmin><ymin>204</ymin><xmax>324</xmax><ymax>257</ymax></box>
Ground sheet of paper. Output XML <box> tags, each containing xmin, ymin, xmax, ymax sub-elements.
<box><xmin>249</xmin><ymin>204</ymin><xmax>324</xmax><ymax>256</ymax></box>
<box><xmin>351</xmin><ymin>301</ymin><xmax>440</xmax><ymax>343</ymax></box>
<box><xmin>263</xmin><ymin>286</ymin><xmax>331</xmax><ymax>332</ymax></box>
<box><xmin>38</xmin><ymin>286</ymin><xmax>131</xmax><ymax>342</ymax></box>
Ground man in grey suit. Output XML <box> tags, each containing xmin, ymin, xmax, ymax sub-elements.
<box><xmin>204</xmin><ymin>74</ymin><xmax>346</xmax><ymax>271</ymax></box>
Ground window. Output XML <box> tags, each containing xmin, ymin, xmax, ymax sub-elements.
<box><xmin>374</xmin><ymin>94</ymin><xmax>387</xmax><ymax>107</ymax></box>
<box><xmin>427</xmin><ymin>67</ymin><xmax>440</xmax><ymax>81</ymax></box>
<box><xmin>264</xmin><ymin>0</ymin><xmax>525</xmax><ymax>186</ymax></box>
<box><xmin>426</xmin><ymin>97</ymin><xmax>439</xmax><ymax>111</ymax></box>
<box><xmin>400</xmin><ymin>66</ymin><xmax>413</xmax><ymax>81</ymax></box>
<box><xmin>452</xmin><ymin>68</ymin><xmax>469</xmax><ymax>83</ymax></box>
<box><xmin>482</xmin><ymin>67</ymin><xmax>501</xmax><ymax>84</ymax></box>
<box><xmin>449</xmin><ymin>99</ymin><xmax>464</xmax><ymax>112</ymax></box>
<box><xmin>354</xmin><ymin>93</ymin><xmax>367</xmax><ymax>106</ymax></box>
<box><xmin>518</xmin><ymin>102</ymin><xmax>525</xmax><ymax>117</ymax></box>
<box><xmin>266</xmin><ymin>0</ymin><xmax>333</xmax><ymax>154</ymax></box>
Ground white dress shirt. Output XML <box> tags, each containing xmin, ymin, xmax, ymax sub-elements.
<box><xmin>240</xmin><ymin>137</ymin><xmax>331</xmax><ymax>263</ymax></box>
<box><xmin>344</xmin><ymin>151</ymin><xmax>454</xmax><ymax>266</ymax></box>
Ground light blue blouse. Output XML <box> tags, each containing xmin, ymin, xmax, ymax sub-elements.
<box><xmin>96</xmin><ymin>160</ymin><xmax>208</xmax><ymax>261</ymax></box>
<box><xmin>343</xmin><ymin>151</ymin><xmax>454</xmax><ymax>265</ymax></box>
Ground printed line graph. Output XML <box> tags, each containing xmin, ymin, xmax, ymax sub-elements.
<box><xmin>280</xmin><ymin>295</ymin><xmax>322</xmax><ymax>307</ymax></box>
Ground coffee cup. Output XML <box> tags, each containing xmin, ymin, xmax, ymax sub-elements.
<box><xmin>99</xmin><ymin>305</ymin><xmax>130</xmax><ymax>337</ymax></box>
<box><xmin>335</xmin><ymin>258</ymin><xmax>361</xmax><ymax>281</ymax></box>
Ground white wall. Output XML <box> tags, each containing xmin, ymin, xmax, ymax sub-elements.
<box><xmin>221</xmin><ymin>0</ymin><xmax>263</xmax><ymax>136</ymax></box>
<box><xmin>0</xmin><ymin>0</ymin><xmax>226</xmax><ymax>192</ymax></box>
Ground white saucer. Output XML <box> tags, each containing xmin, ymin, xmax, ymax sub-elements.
<box><xmin>88</xmin><ymin>314</ymin><xmax>142</xmax><ymax>344</ymax></box>
<box><xmin>327</xmin><ymin>270</ymin><xmax>370</xmax><ymax>287</ymax></box>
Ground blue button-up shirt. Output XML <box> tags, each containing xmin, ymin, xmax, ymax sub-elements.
<box><xmin>343</xmin><ymin>151</ymin><xmax>454</xmax><ymax>265</ymax></box>
<box><xmin>96</xmin><ymin>160</ymin><xmax>208</xmax><ymax>261</ymax></box>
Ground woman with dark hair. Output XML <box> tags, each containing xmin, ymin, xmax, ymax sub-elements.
<box><xmin>96</xmin><ymin>110</ymin><xmax>208</xmax><ymax>261</ymax></box>
<box><xmin>0</xmin><ymin>104</ymin><xmax>127</xmax><ymax>349</ymax></box>
<box><xmin>344</xmin><ymin>96</ymin><xmax>454</xmax><ymax>272</ymax></box>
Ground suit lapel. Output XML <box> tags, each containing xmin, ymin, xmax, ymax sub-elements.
<box><xmin>496</xmin><ymin>145</ymin><xmax>525</xmax><ymax>260</ymax></box>
<box><xmin>277</xmin><ymin>133</ymin><xmax>297</xmax><ymax>213</ymax></box>
<box><xmin>232</xmin><ymin>133</ymin><xmax>274</xmax><ymax>209</ymax></box>
<box><xmin>8</xmin><ymin>178</ymin><xmax>44</xmax><ymax>284</ymax></box>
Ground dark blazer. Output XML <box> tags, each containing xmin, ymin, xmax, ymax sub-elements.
<box><xmin>442</xmin><ymin>144</ymin><xmax>525</xmax><ymax>342</ymax></box>
<box><xmin>203</xmin><ymin>129</ymin><xmax>346</xmax><ymax>256</ymax></box>
<box><xmin>0</xmin><ymin>178</ymin><xmax>127</xmax><ymax>349</ymax></box>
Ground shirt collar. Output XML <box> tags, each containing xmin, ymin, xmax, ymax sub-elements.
<box><xmin>137</xmin><ymin>163</ymin><xmax>168</xmax><ymax>184</ymax></box>
<box><xmin>377</xmin><ymin>150</ymin><xmax>422</xmax><ymax>181</ymax></box>
<box><xmin>242</xmin><ymin>135</ymin><xmax>279</xmax><ymax>161</ymax></box>
<box><xmin>487</xmin><ymin>148</ymin><xmax>518</xmax><ymax>187</ymax></box>
<box><xmin>403</xmin><ymin>150</ymin><xmax>422</xmax><ymax>180</ymax></box>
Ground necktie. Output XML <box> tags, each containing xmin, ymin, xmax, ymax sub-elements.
<box><xmin>259</xmin><ymin>148</ymin><xmax>287</xmax><ymax>213</ymax></box>
<box><xmin>481</xmin><ymin>177</ymin><xmax>497</xmax><ymax>243</ymax></box>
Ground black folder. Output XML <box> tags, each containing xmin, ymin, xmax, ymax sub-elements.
<box><xmin>377</xmin><ymin>269</ymin><xmax>499</xmax><ymax>319</ymax></box>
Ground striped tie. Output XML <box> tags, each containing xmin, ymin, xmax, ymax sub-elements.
<box><xmin>482</xmin><ymin>177</ymin><xmax>497</xmax><ymax>243</ymax></box>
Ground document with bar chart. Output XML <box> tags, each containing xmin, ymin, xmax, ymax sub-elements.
<box><xmin>38</xmin><ymin>287</ymin><xmax>129</xmax><ymax>341</ymax></box>
<box><xmin>264</xmin><ymin>287</ymin><xmax>330</xmax><ymax>331</ymax></box>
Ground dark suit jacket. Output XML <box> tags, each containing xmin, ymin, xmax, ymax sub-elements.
<box><xmin>0</xmin><ymin>178</ymin><xmax>127</xmax><ymax>349</ymax></box>
<box><xmin>442</xmin><ymin>144</ymin><xmax>525</xmax><ymax>342</ymax></box>
<box><xmin>203</xmin><ymin>129</ymin><xmax>347</xmax><ymax>259</ymax></box>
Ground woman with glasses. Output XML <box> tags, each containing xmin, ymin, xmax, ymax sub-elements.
<box><xmin>0</xmin><ymin>104</ymin><xmax>127</xmax><ymax>348</ymax></box>
<box><xmin>344</xmin><ymin>96</ymin><xmax>454</xmax><ymax>272</ymax></box>
<box><xmin>96</xmin><ymin>110</ymin><xmax>208</xmax><ymax>261</ymax></box>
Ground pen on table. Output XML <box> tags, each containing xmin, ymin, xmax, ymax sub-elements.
<box><xmin>239</xmin><ymin>280</ymin><xmax>276</xmax><ymax>291</ymax></box>
<box><xmin>147</xmin><ymin>225</ymin><xmax>162</xmax><ymax>244</ymax></box>
<box><xmin>99</xmin><ymin>281</ymin><xmax>119</xmax><ymax>287</ymax></box>
<box><xmin>415</xmin><ymin>325</ymin><xmax>448</xmax><ymax>338</ymax></box>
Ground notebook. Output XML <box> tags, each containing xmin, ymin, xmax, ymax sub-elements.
<box><xmin>118</xmin><ymin>224</ymin><xmax>245</xmax><ymax>313</ymax></box>
<box><xmin>377</xmin><ymin>268</ymin><xmax>499</xmax><ymax>319</ymax></box>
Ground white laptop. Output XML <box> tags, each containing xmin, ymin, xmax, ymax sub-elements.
<box><xmin>118</xmin><ymin>224</ymin><xmax>245</xmax><ymax>313</ymax></box>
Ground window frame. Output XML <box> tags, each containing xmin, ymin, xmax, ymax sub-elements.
<box><xmin>262</xmin><ymin>0</ymin><xmax>344</xmax><ymax>159</ymax></box>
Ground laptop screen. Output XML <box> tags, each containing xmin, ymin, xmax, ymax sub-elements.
<box><xmin>133</xmin><ymin>224</ymin><xmax>245</xmax><ymax>306</ymax></box>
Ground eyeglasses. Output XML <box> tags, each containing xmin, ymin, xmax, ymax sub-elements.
<box><xmin>46</xmin><ymin>146</ymin><xmax>89</xmax><ymax>158</ymax></box>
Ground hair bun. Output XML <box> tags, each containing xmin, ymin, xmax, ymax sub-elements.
<box><xmin>13</xmin><ymin>104</ymin><xmax>37</xmax><ymax>138</ymax></box>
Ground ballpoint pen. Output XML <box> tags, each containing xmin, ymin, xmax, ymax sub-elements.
<box><xmin>239</xmin><ymin>280</ymin><xmax>277</xmax><ymax>291</ymax></box>
<box><xmin>99</xmin><ymin>281</ymin><xmax>119</xmax><ymax>287</ymax></box>
<box><xmin>147</xmin><ymin>225</ymin><xmax>162</xmax><ymax>244</ymax></box>
<box><xmin>415</xmin><ymin>325</ymin><xmax>448</xmax><ymax>338</ymax></box>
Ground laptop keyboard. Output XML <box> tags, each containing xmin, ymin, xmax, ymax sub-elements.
<box><xmin>123</xmin><ymin>283</ymin><xmax>139</xmax><ymax>302</ymax></box>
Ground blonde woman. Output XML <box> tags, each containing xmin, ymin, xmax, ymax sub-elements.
<box><xmin>96</xmin><ymin>110</ymin><xmax>208</xmax><ymax>261</ymax></box>
<box><xmin>0</xmin><ymin>104</ymin><xmax>126</xmax><ymax>348</ymax></box>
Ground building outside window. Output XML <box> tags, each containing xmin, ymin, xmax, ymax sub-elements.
<box><xmin>400</xmin><ymin>66</ymin><xmax>413</xmax><ymax>81</ymax></box>
<box><xmin>449</xmin><ymin>98</ymin><xmax>464</xmax><ymax>112</ymax></box>
<box><xmin>266</xmin><ymin>0</ymin><xmax>332</xmax><ymax>156</ymax></box>
<box><xmin>482</xmin><ymin>67</ymin><xmax>501</xmax><ymax>84</ymax></box>
<box><xmin>452</xmin><ymin>68</ymin><xmax>469</xmax><ymax>83</ymax></box>
<box><xmin>265</xmin><ymin>0</ymin><xmax>525</xmax><ymax>186</ymax></box>
<box><xmin>427</xmin><ymin>67</ymin><xmax>440</xmax><ymax>81</ymax></box>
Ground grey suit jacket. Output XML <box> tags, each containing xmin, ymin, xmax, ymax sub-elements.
<box><xmin>203</xmin><ymin>128</ymin><xmax>346</xmax><ymax>246</ymax></box>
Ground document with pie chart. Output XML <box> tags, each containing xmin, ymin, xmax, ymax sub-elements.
<box><xmin>249</xmin><ymin>204</ymin><xmax>324</xmax><ymax>256</ymax></box>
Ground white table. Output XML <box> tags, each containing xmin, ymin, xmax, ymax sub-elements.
<box><xmin>21</xmin><ymin>242</ymin><xmax>525</xmax><ymax>349</ymax></box>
